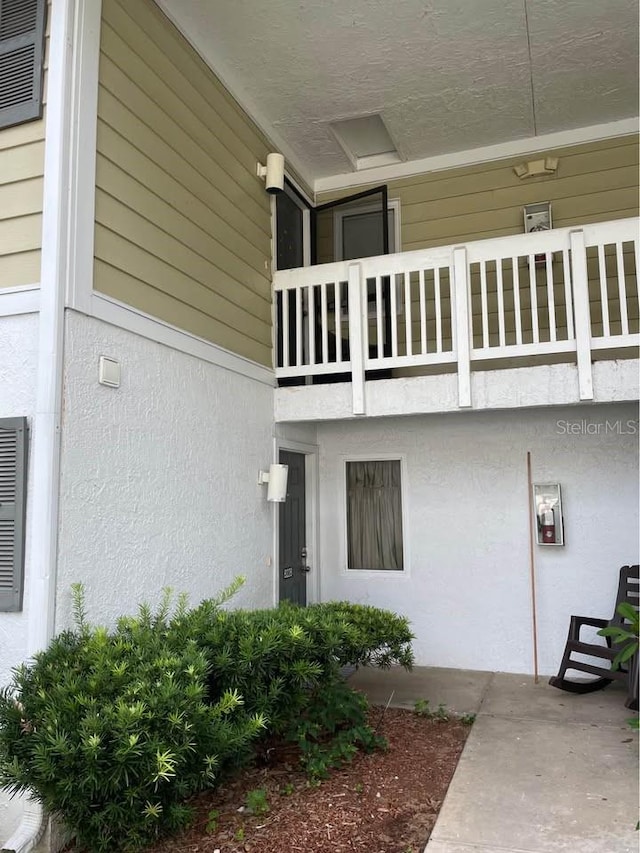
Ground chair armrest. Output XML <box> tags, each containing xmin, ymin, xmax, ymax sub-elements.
<box><xmin>568</xmin><ymin>615</ymin><xmax>609</xmax><ymax>639</ymax></box>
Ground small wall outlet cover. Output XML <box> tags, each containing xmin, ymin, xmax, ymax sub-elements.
<box><xmin>98</xmin><ymin>356</ymin><xmax>121</xmax><ymax>388</ymax></box>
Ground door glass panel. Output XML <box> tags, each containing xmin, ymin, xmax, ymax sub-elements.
<box><xmin>276</xmin><ymin>189</ymin><xmax>304</xmax><ymax>270</ymax></box>
<box><xmin>342</xmin><ymin>210</ymin><xmax>385</xmax><ymax>260</ymax></box>
<box><xmin>342</xmin><ymin>207</ymin><xmax>395</xmax><ymax>261</ymax></box>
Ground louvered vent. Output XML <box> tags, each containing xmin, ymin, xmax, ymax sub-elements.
<box><xmin>0</xmin><ymin>519</ymin><xmax>15</xmax><ymax>591</ymax></box>
<box><xmin>0</xmin><ymin>429</ymin><xmax>17</xmax><ymax>503</ymax></box>
<box><xmin>0</xmin><ymin>0</ymin><xmax>45</xmax><ymax>129</ymax></box>
<box><xmin>0</xmin><ymin>429</ymin><xmax>18</xmax><ymax>592</ymax></box>
<box><xmin>0</xmin><ymin>0</ymin><xmax>38</xmax><ymax>40</ymax></box>
<box><xmin>0</xmin><ymin>44</ymin><xmax>35</xmax><ymax>109</ymax></box>
<box><xmin>0</xmin><ymin>418</ymin><xmax>27</xmax><ymax>611</ymax></box>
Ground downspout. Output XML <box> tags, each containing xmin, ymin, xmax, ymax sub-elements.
<box><xmin>0</xmin><ymin>808</ymin><xmax>45</xmax><ymax>853</ymax></box>
<box><xmin>0</xmin><ymin>0</ymin><xmax>74</xmax><ymax>850</ymax></box>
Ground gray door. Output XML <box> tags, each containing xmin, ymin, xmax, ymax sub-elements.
<box><xmin>278</xmin><ymin>450</ymin><xmax>307</xmax><ymax>606</ymax></box>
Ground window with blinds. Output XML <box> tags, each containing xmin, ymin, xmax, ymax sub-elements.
<box><xmin>0</xmin><ymin>0</ymin><xmax>47</xmax><ymax>129</ymax></box>
<box><xmin>0</xmin><ymin>417</ymin><xmax>28</xmax><ymax>612</ymax></box>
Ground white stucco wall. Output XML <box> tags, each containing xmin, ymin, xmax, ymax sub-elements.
<box><xmin>0</xmin><ymin>313</ymin><xmax>38</xmax><ymax>838</ymax></box>
<box><xmin>316</xmin><ymin>402</ymin><xmax>639</xmax><ymax>674</ymax></box>
<box><xmin>55</xmin><ymin>311</ymin><xmax>277</xmax><ymax>632</ymax></box>
<box><xmin>274</xmin><ymin>422</ymin><xmax>318</xmax><ymax>446</ymax></box>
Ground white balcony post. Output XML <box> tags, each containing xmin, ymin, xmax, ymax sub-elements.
<box><xmin>452</xmin><ymin>247</ymin><xmax>472</xmax><ymax>408</ymax></box>
<box><xmin>569</xmin><ymin>230</ymin><xmax>594</xmax><ymax>401</ymax></box>
<box><xmin>348</xmin><ymin>262</ymin><xmax>366</xmax><ymax>415</ymax></box>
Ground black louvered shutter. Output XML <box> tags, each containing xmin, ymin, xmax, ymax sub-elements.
<box><xmin>0</xmin><ymin>417</ymin><xmax>28</xmax><ymax>612</ymax></box>
<box><xmin>0</xmin><ymin>0</ymin><xmax>47</xmax><ymax>129</ymax></box>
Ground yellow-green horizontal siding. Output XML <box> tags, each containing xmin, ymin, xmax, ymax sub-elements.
<box><xmin>95</xmin><ymin>0</ymin><xmax>274</xmax><ymax>366</ymax></box>
<box><xmin>318</xmin><ymin>135</ymin><xmax>639</xmax><ymax>251</ymax></box>
<box><xmin>319</xmin><ymin>137</ymin><xmax>639</xmax><ymax>361</ymax></box>
<box><xmin>0</xmin><ymin>6</ymin><xmax>50</xmax><ymax>289</ymax></box>
<box><xmin>397</xmin><ymin>135</ymin><xmax>639</xmax><ymax>249</ymax></box>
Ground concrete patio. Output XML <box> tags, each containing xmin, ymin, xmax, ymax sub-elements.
<box><xmin>349</xmin><ymin>666</ymin><xmax>639</xmax><ymax>853</ymax></box>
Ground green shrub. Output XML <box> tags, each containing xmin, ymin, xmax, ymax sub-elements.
<box><xmin>245</xmin><ymin>786</ymin><xmax>269</xmax><ymax>815</ymax></box>
<box><xmin>175</xmin><ymin>598</ymin><xmax>413</xmax><ymax>778</ymax></box>
<box><xmin>183</xmin><ymin>603</ymin><xmax>331</xmax><ymax>734</ymax></box>
<box><xmin>0</xmin><ymin>586</ymin><xmax>265</xmax><ymax>852</ymax></box>
<box><xmin>180</xmin><ymin>599</ymin><xmax>414</xmax><ymax>735</ymax></box>
<box><xmin>597</xmin><ymin>602</ymin><xmax>639</xmax><ymax>671</ymax></box>
<box><xmin>292</xmin><ymin>676</ymin><xmax>386</xmax><ymax>779</ymax></box>
<box><xmin>308</xmin><ymin>601</ymin><xmax>415</xmax><ymax>670</ymax></box>
<box><xmin>0</xmin><ymin>581</ymin><xmax>414</xmax><ymax>851</ymax></box>
<box><xmin>413</xmin><ymin>699</ymin><xmax>449</xmax><ymax>721</ymax></box>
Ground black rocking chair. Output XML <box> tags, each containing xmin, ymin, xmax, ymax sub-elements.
<box><xmin>549</xmin><ymin>564</ymin><xmax>639</xmax><ymax>710</ymax></box>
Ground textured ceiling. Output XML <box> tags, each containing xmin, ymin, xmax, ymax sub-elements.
<box><xmin>157</xmin><ymin>0</ymin><xmax>639</xmax><ymax>184</ymax></box>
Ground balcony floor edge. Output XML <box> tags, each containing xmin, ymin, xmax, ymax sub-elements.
<box><xmin>274</xmin><ymin>358</ymin><xmax>640</xmax><ymax>423</ymax></box>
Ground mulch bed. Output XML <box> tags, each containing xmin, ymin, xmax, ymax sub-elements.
<box><xmin>148</xmin><ymin>706</ymin><xmax>470</xmax><ymax>853</ymax></box>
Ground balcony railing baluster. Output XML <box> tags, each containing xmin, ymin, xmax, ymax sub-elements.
<box><xmin>273</xmin><ymin>218</ymin><xmax>639</xmax><ymax>411</ymax></box>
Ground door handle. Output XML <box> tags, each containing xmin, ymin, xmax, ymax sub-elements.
<box><xmin>300</xmin><ymin>545</ymin><xmax>310</xmax><ymax>573</ymax></box>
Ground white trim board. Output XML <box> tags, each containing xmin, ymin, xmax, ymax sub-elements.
<box><xmin>89</xmin><ymin>293</ymin><xmax>275</xmax><ymax>386</ymax></box>
<box><xmin>0</xmin><ymin>286</ymin><xmax>40</xmax><ymax>317</ymax></box>
<box><xmin>26</xmin><ymin>0</ymin><xmax>78</xmax><ymax>661</ymax></box>
<box><xmin>66</xmin><ymin>0</ymin><xmax>101</xmax><ymax>313</ymax></box>
<box><xmin>315</xmin><ymin>118</ymin><xmax>640</xmax><ymax>193</ymax></box>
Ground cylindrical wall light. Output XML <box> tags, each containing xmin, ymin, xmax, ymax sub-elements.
<box><xmin>256</xmin><ymin>153</ymin><xmax>285</xmax><ymax>193</ymax></box>
<box><xmin>258</xmin><ymin>463</ymin><xmax>289</xmax><ymax>502</ymax></box>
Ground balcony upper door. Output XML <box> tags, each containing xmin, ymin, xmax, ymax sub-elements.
<box><xmin>311</xmin><ymin>185</ymin><xmax>389</xmax><ymax>265</ymax></box>
<box><xmin>312</xmin><ymin>186</ymin><xmax>392</xmax><ymax>358</ymax></box>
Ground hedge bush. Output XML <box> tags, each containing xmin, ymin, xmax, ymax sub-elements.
<box><xmin>181</xmin><ymin>598</ymin><xmax>414</xmax><ymax>732</ymax></box>
<box><xmin>0</xmin><ymin>585</ymin><xmax>265</xmax><ymax>852</ymax></box>
<box><xmin>179</xmin><ymin>597</ymin><xmax>414</xmax><ymax>772</ymax></box>
<box><xmin>0</xmin><ymin>581</ymin><xmax>414</xmax><ymax>851</ymax></box>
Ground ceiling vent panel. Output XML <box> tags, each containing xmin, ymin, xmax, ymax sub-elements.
<box><xmin>329</xmin><ymin>114</ymin><xmax>401</xmax><ymax>171</ymax></box>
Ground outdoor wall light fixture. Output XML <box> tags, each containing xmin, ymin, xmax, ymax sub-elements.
<box><xmin>258</xmin><ymin>464</ymin><xmax>289</xmax><ymax>502</ymax></box>
<box><xmin>256</xmin><ymin>153</ymin><xmax>285</xmax><ymax>193</ymax></box>
<box><xmin>513</xmin><ymin>157</ymin><xmax>558</xmax><ymax>179</ymax></box>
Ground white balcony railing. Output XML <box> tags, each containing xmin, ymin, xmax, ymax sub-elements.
<box><xmin>273</xmin><ymin>218</ymin><xmax>639</xmax><ymax>414</ymax></box>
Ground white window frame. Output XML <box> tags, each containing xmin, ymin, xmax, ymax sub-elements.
<box><xmin>341</xmin><ymin>453</ymin><xmax>410</xmax><ymax>578</ymax></box>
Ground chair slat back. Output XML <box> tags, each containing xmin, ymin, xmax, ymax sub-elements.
<box><xmin>609</xmin><ymin>564</ymin><xmax>640</xmax><ymax>629</ymax></box>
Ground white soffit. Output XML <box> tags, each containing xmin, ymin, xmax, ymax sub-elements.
<box><xmin>156</xmin><ymin>0</ymin><xmax>640</xmax><ymax>188</ymax></box>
